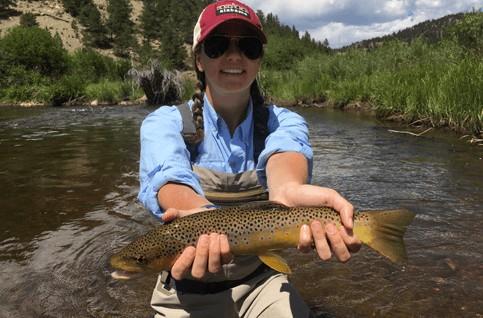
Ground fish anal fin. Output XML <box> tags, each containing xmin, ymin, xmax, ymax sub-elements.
<box><xmin>258</xmin><ymin>252</ymin><xmax>292</xmax><ymax>274</ymax></box>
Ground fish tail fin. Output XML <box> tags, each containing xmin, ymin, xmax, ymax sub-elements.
<box><xmin>354</xmin><ymin>209</ymin><xmax>415</xmax><ymax>263</ymax></box>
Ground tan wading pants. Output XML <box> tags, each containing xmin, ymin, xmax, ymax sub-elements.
<box><xmin>150</xmin><ymin>269</ymin><xmax>313</xmax><ymax>318</ymax></box>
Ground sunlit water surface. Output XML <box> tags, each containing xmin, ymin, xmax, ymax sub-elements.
<box><xmin>0</xmin><ymin>105</ymin><xmax>481</xmax><ymax>317</ymax></box>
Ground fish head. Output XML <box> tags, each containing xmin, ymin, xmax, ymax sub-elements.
<box><xmin>109</xmin><ymin>251</ymin><xmax>175</xmax><ymax>280</ymax></box>
<box><xmin>108</xmin><ymin>224</ymin><xmax>185</xmax><ymax>279</ymax></box>
<box><xmin>109</xmin><ymin>252</ymin><xmax>150</xmax><ymax>273</ymax></box>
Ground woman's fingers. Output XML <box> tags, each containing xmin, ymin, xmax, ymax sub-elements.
<box><xmin>172</xmin><ymin>233</ymin><xmax>231</xmax><ymax>280</ymax></box>
<box><xmin>329</xmin><ymin>192</ymin><xmax>354</xmax><ymax>229</ymax></box>
<box><xmin>191</xmin><ymin>234</ymin><xmax>210</xmax><ymax>279</ymax></box>
<box><xmin>162</xmin><ymin>205</ymin><xmax>215</xmax><ymax>223</ymax></box>
<box><xmin>297</xmin><ymin>224</ymin><xmax>313</xmax><ymax>253</ymax></box>
<box><xmin>340</xmin><ymin>226</ymin><xmax>362</xmax><ymax>253</ymax></box>
<box><xmin>220</xmin><ymin>234</ymin><xmax>233</xmax><ymax>264</ymax></box>
<box><xmin>309</xmin><ymin>221</ymin><xmax>357</xmax><ymax>263</ymax></box>
<box><xmin>325</xmin><ymin>223</ymin><xmax>351</xmax><ymax>262</ymax></box>
<box><xmin>161</xmin><ymin>208</ymin><xmax>179</xmax><ymax>223</ymax></box>
<box><xmin>310</xmin><ymin>221</ymin><xmax>332</xmax><ymax>260</ymax></box>
<box><xmin>171</xmin><ymin>246</ymin><xmax>196</xmax><ymax>280</ymax></box>
<box><xmin>208</xmin><ymin>233</ymin><xmax>221</xmax><ymax>273</ymax></box>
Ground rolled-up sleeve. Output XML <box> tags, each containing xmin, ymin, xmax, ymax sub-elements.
<box><xmin>256</xmin><ymin>105</ymin><xmax>313</xmax><ymax>187</ymax></box>
<box><xmin>137</xmin><ymin>106</ymin><xmax>203</xmax><ymax>218</ymax></box>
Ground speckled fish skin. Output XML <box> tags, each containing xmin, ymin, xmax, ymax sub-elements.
<box><xmin>110</xmin><ymin>202</ymin><xmax>415</xmax><ymax>273</ymax></box>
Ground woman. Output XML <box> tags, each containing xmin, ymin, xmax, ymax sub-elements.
<box><xmin>138</xmin><ymin>1</ymin><xmax>360</xmax><ymax>317</ymax></box>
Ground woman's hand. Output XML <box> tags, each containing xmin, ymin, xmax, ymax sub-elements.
<box><xmin>266</xmin><ymin>152</ymin><xmax>361</xmax><ymax>263</ymax></box>
<box><xmin>276</xmin><ymin>184</ymin><xmax>361</xmax><ymax>263</ymax></box>
<box><xmin>161</xmin><ymin>207</ymin><xmax>233</xmax><ymax>280</ymax></box>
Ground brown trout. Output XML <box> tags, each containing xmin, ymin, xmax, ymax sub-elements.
<box><xmin>110</xmin><ymin>202</ymin><xmax>415</xmax><ymax>276</ymax></box>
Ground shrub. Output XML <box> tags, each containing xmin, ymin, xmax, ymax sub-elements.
<box><xmin>0</xmin><ymin>26</ymin><xmax>68</xmax><ymax>77</ymax></box>
<box><xmin>446</xmin><ymin>12</ymin><xmax>483</xmax><ymax>54</ymax></box>
<box><xmin>68</xmin><ymin>48</ymin><xmax>132</xmax><ymax>82</ymax></box>
<box><xmin>84</xmin><ymin>80</ymin><xmax>143</xmax><ymax>103</ymax></box>
<box><xmin>45</xmin><ymin>75</ymin><xmax>86</xmax><ymax>106</ymax></box>
<box><xmin>19</xmin><ymin>12</ymin><xmax>39</xmax><ymax>27</ymax></box>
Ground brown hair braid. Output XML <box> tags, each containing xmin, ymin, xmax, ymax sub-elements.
<box><xmin>251</xmin><ymin>79</ymin><xmax>269</xmax><ymax>138</ymax></box>
<box><xmin>186</xmin><ymin>48</ymin><xmax>206</xmax><ymax>145</ymax></box>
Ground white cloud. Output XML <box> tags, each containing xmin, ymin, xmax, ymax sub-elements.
<box><xmin>243</xmin><ymin>0</ymin><xmax>482</xmax><ymax>48</ymax></box>
<box><xmin>308</xmin><ymin>15</ymin><xmax>428</xmax><ymax>48</ymax></box>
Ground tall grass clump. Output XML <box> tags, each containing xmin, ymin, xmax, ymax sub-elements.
<box><xmin>261</xmin><ymin>23</ymin><xmax>482</xmax><ymax>134</ymax></box>
<box><xmin>85</xmin><ymin>79</ymin><xmax>144</xmax><ymax>104</ymax></box>
<box><xmin>68</xmin><ymin>48</ymin><xmax>131</xmax><ymax>83</ymax></box>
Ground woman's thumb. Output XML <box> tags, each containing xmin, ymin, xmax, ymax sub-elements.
<box><xmin>161</xmin><ymin>208</ymin><xmax>178</xmax><ymax>223</ymax></box>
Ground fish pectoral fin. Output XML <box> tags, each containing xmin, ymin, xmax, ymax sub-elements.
<box><xmin>258</xmin><ymin>252</ymin><xmax>292</xmax><ymax>274</ymax></box>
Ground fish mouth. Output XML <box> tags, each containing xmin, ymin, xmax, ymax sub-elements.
<box><xmin>111</xmin><ymin>270</ymin><xmax>140</xmax><ymax>280</ymax></box>
<box><xmin>109</xmin><ymin>254</ymin><xmax>144</xmax><ymax>273</ymax></box>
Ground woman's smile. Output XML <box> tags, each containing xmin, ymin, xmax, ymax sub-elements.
<box><xmin>220</xmin><ymin>68</ymin><xmax>244</xmax><ymax>75</ymax></box>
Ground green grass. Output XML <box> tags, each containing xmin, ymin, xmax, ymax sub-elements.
<box><xmin>85</xmin><ymin>80</ymin><xmax>144</xmax><ymax>104</ymax></box>
<box><xmin>261</xmin><ymin>39</ymin><xmax>482</xmax><ymax>134</ymax></box>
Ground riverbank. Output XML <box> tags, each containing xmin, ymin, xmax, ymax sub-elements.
<box><xmin>1</xmin><ymin>43</ymin><xmax>480</xmax><ymax>139</ymax></box>
<box><xmin>2</xmin><ymin>24</ymin><xmax>481</xmax><ymax>138</ymax></box>
<box><xmin>3</xmin><ymin>95</ymin><xmax>481</xmax><ymax>147</ymax></box>
<box><xmin>262</xmin><ymin>38</ymin><xmax>482</xmax><ymax>138</ymax></box>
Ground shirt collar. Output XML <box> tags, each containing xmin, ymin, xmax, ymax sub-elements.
<box><xmin>202</xmin><ymin>95</ymin><xmax>253</xmax><ymax>140</ymax></box>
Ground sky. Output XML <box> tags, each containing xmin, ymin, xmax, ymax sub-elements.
<box><xmin>243</xmin><ymin>0</ymin><xmax>482</xmax><ymax>48</ymax></box>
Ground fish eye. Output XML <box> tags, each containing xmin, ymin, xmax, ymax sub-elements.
<box><xmin>134</xmin><ymin>255</ymin><xmax>147</xmax><ymax>265</ymax></box>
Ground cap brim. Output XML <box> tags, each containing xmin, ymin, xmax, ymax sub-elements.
<box><xmin>196</xmin><ymin>18</ymin><xmax>267</xmax><ymax>49</ymax></box>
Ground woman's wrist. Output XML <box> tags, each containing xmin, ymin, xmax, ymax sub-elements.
<box><xmin>269</xmin><ymin>182</ymin><xmax>303</xmax><ymax>206</ymax></box>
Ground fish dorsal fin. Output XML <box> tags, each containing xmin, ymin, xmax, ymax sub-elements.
<box><xmin>258</xmin><ymin>252</ymin><xmax>292</xmax><ymax>274</ymax></box>
<box><xmin>236</xmin><ymin>201</ymin><xmax>289</xmax><ymax>211</ymax></box>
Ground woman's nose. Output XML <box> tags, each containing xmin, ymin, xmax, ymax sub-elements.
<box><xmin>225</xmin><ymin>38</ymin><xmax>243</xmax><ymax>59</ymax></box>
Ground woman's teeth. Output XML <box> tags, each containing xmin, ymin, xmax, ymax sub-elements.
<box><xmin>222</xmin><ymin>69</ymin><xmax>243</xmax><ymax>74</ymax></box>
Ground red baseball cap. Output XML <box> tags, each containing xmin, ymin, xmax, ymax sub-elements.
<box><xmin>193</xmin><ymin>0</ymin><xmax>267</xmax><ymax>51</ymax></box>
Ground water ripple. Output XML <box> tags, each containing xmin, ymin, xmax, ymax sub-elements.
<box><xmin>0</xmin><ymin>106</ymin><xmax>481</xmax><ymax>317</ymax></box>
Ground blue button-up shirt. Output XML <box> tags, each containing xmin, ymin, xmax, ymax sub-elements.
<box><xmin>138</xmin><ymin>96</ymin><xmax>313</xmax><ymax>218</ymax></box>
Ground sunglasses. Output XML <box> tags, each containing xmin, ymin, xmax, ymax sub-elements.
<box><xmin>202</xmin><ymin>35</ymin><xmax>264</xmax><ymax>60</ymax></box>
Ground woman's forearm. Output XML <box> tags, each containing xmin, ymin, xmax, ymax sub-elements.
<box><xmin>266</xmin><ymin>152</ymin><xmax>309</xmax><ymax>205</ymax></box>
<box><xmin>158</xmin><ymin>182</ymin><xmax>211</xmax><ymax>211</ymax></box>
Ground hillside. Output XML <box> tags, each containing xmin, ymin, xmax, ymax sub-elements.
<box><xmin>343</xmin><ymin>11</ymin><xmax>477</xmax><ymax>50</ymax></box>
<box><xmin>0</xmin><ymin>0</ymin><xmax>143</xmax><ymax>52</ymax></box>
<box><xmin>3</xmin><ymin>1</ymin><xmax>477</xmax><ymax>56</ymax></box>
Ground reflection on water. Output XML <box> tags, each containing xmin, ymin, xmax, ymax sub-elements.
<box><xmin>0</xmin><ymin>106</ymin><xmax>482</xmax><ymax>317</ymax></box>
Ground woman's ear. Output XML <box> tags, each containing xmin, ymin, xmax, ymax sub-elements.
<box><xmin>195</xmin><ymin>53</ymin><xmax>204</xmax><ymax>72</ymax></box>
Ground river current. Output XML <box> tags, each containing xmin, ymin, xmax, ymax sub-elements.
<box><xmin>0</xmin><ymin>105</ymin><xmax>481</xmax><ymax>317</ymax></box>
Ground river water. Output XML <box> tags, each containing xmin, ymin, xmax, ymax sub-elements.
<box><xmin>0</xmin><ymin>105</ymin><xmax>481</xmax><ymax>317</ymax></box>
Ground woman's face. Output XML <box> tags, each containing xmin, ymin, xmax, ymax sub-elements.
<box><xmin>196</xmin><ymin>20</ymin><xmax>262</xmax><ymax>97</ymax></box>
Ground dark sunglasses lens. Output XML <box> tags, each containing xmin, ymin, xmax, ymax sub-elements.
<box><xmin>239</xmin><ymin>37</ymin><xmax>263</xmax><ymax>59</ymax></box>
<box><xmin>203</xmin><ymin>36</ymin><xmax>230</xmax><ymax>58</ymax></box>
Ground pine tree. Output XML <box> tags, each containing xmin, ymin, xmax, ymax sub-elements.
<box><xmin>172</xmin><ymin>0</ymin><xmax>203</xmax><ymax>42</ymax></box>
<box><xmin>19</xmin><ymin>12</ymin><xmax>39</xmax><ymax>27</ymax></box>
<box><xmin>158</xmin><ymin>0</ymin><xmax>187</xmax><ymax>69</ymax></box>
<box><xmin>0</xmin><ymin>0</ymin><xmax>14</xmax><ymax>19</ymax></box>
<box><xmin>256</xmin><ymin>10</ymin><xmax>265</xmax><ymax>25</ymax></box>
<box><xmin>160</xmin><ymin>26</ymin><xmax>187</xmax><ymax>70</ymax></box>
<box><xmin>141</xmin><ymin>0</ymin><xmax>162</xmax><ymax>41</ymax></box>
<box><xmin>0</xmin><ymin>0</ymin><xmax>15</xmax><ymax>11</ymax></box>
<box><xmin>61</xmin><ymin>0</ymin><xmax>90</xmax><ymax>17</ymax></box>
<box><xmin>80</xmin><ymin>3</ymin><xmax>109</xmax><ymax>48</ymax></box>
<box><xmin>106</xmin><ymin>0</ymin><xmax>136</xmax><ymax>57</ymax></box>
